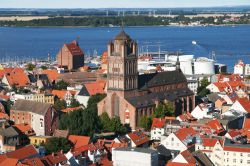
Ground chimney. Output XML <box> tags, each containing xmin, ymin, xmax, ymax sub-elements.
<box><xmin>60</xmin><ymin>150</ymin><xmax>63</xmax><ymax>154</ymax></box>
<box><xmin>52</xmin><ymin>152</ymin><xmax>55</xmax><ymax>157</ymax></box>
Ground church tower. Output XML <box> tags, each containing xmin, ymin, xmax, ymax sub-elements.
<box><xmin>104</xmin><ymin>29</ymin><xmax>138</xmax><ymax>117</ymax></box>
<box><xmin>107</xmin><ymin>29</ymin><xmax>138</xmax><ymax>96</ymax></box>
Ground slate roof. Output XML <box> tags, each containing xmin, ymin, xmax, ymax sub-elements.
<box><xmin>0</xmin><ymin>126</ymin><xmax>19</xmax><ymax>138</ymax></box>
<box><xmin>11</xmin><ymin>99</ymin><xmax>52</xmax><ymax>116</ymax></box>
<box><xmin>114</xmin><ymin>30</ymin><xmax>131</xmax><ymax>40</ymax></box>
<box><xmin>78</xmin><ymin>85</ymin><xmax>90</xmax><ymax>96</ymax></box>
<box><xmin>207</xmin><ymin>93</ymin><xmax>221</xmax><ymax>103</ymax></box>
<box><xmin>126</xmin><ymin>88</ymin><xmax>193</xmax><ymax>108</ymax></box>
<box><xmin>138</xmin><ymin>70</ymin><xmax>187</xmax><ymax>90</ymax></box>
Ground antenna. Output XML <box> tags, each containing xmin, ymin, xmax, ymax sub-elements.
<box><xmin>121</xmin><ymin>19</ymin><xmax>125</xmax><ymax>31</ymax></box>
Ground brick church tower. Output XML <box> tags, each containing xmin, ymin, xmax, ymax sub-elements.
<box><xmin>105</xmin><ymin>29</ymin><xmax>138</xmax><ymax>117</ymax></box>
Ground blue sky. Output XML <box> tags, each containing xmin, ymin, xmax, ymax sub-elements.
<box><xmin>1</xmin><ymin>0</ymin><xmax>250</xmax><ymax>8</ymax></box>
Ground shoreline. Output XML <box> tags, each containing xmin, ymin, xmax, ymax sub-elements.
<box><xmin>1</xmin><ymin>24</ymin><xmax>250</xmax><ymax>28</ymax></box>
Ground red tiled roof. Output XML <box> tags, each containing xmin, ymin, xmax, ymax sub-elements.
<box><xmin>180</xmin><ymin>150</ymin><xmax>196</xmax><ymax>164</ymax></box>
<box><xmin>223</xmin><ymin>146</ymin><xmax>250</xmax><ymax>153</ymax></box>
<box><xmin>206</xmin><ymin>119</ymin><xmax>225</xmax><ymax>134</ymax></box>
<box><xmin>84</xmin><ymin>80</ymin><xmax>106</xmax><ymax>96</ymax></box>
<box><xmin>22</xmin><ymin>158</ymin><xmax>45</xmax><ymax>166</ymax></box>
<box><xmin>167</xmin><ymin>162</ymin><xmax>195</xmax><ymax>166</ymax></box>
<box><xmin>201</xmin><ymin>138</ymin><xmax>217</xmax><ymax>147</ymax></box>
<box><xmin>213</xmin><ymin>81</ymin><xmax>246</xmax><ymax>92</ymax></box>
<box><xmin>6</xmin><ymin>145</ymin><xmax>38</xmax><ymax>160</ymax></box>
<box><xmin>0</xmin><ymin>158</ymin><xmax>19</xmax><ymax>166</ymax></box>
<box><xmin>227</xmin><ymin>130</ymin><xmax>242</xmax><ymax>138</ymax></box>
<box><xmin>51</xmin><ymin>90</ymin><xmax>76</xmax><ymax>100</ymax></box>
<box><xmin>61</xmin><ymin>106</ymin><xmax>82</xmax><ymax>113</ymax></box>
<box><xmin>0</xmin><ymin>68</ymin><xmax>24</xmax><ymax>79</ymax></box>
<box><xmin>0</xmin><ymin>112</ymin><xmax>9</xmax><ymax>119</ymax></box>
<box><xmin>151</xmin><ymin>118</ymin><xmax>166</xmax><ymax>129</ymax></box>
<box><xmin>178</xmin><ymin>113</ymin><xmax>196</xmax><ymax>122</ymax></box>
<box><xmin>127</xmin><ymin>131</ymin><xmax>149</xmax><ymax>146</ymax></box>
<box><xmin>42</xmin><ymin>152</ymin><xmax>67</xmax><ymax>165</ymax></box>
<box><xmin>175</xmin><ymin>127</ymin><xmax>197</xmax><ymax>141</ymax></box>
<box><xmin>243</xmin><ymin>118</ymin><xmax>250</xmax><ymax>129</ymax></box>
<box><xmin>0</xmin><ymin>95</ymin><xmax>10</xmax><ymax>101</ymax></box>
<box><xmin>68</xmin><ymin>135</ymin><xmax>90</xmax><ymax>149</ymax></box>
<box><xmin>216</xmin><ymin>74</ymin><xmax>242</xmax><ymax>82</ymax></box>
<box><xmin>42</xmin><ymin>70</ymin><xmax>60</xmax><ymax>82</ymax></box>
<box><xmin>5</xmin><ymin>71</ymin><xmax>30</xmax><ymax>88</ymax></box>
<box><xmin>65</xmin><ymin>41</ymin><xmax>84</xmax><ymax>56</ymax></box>
<box><xmin>13</xmin><ymin>123</ymin><xmax>33</xmax><ymax>134</ymax></box>
<box><xmin>237</xmin><ymin>98</ymin><xmax>250</xmax><ymax>113</ymax></box>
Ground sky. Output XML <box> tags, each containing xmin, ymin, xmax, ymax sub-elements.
<box><xmin>0</xmin><ymin>0</ymin><xmax>250</xmax><ymax>8</ymax></box>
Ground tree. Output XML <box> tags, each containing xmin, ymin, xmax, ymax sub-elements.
<box><xmin>153</xmin><ymin>102</ymin><xmax>174</xmax><ymax>118</ymax></box>
<box><xmin>69</xmin><ymin>98</ymin><xmax>80</xmax><ymax>108</ymax></box>
<box><xmin>1</xmin><ymin>100</ymin><xmax>13</xmax><ymax>115</ymax></box>
<box><xmin>87</xmin><ymin>93</ymin><xmax>106</xmax><ymax>109</ymax></box>
<box><xmin>139</xmin><ymin>116</ymin><xmax>152</xmax><ymax>131</ymax></box>
<box><xmin>54</xmin><ymin>80</ymin><xmax>70</xmax><ymax>90</ymax></box>
<box><xmin>54</xmin><ymin>99</ymin><xmax>67</xmax><ymax>111</ymax></box>
<box><xmin>44</xmin><ymin>137</ymin><xmax>72</xmax><ymax>154</ymax></box>
<box><xmin>41</xmin><ymin>65</ymin><xmax>48</xmax><ymax>70</ymax></box>
<box><xmin>100</xmin><ymin>112</ymin><xmax>111</xmax><ymax>130</ymax></box>
<box><xmin>109</xmin><ymin>116</ymin><xmax>127</xmax><ymax>135</ymax></box>
<box><xmin>197</xmin><ymin>77</ymin><xmax>210</xmax><ymax>97</ymax></box>
<box><xmin>26</xmin><ymin>63</ymin><xmax>36</xmax><ymax>71</ymax></box>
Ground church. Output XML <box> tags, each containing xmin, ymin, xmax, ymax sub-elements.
<box><xmin>98</xmin><ymin>29</ymin><xmax>195</xmax><ymax>129</ymax></box>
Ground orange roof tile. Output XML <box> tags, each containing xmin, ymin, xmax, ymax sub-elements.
<box><xmin>151</xmin><ymin>118</ymin><xmax>166</xmax><ymax>129</ymax></box>
<box><xmin>84</xmin><ymin>80</ymin><xmax>106</xmax><ymax>96</ymax></box>
<box><xmin>42</xmin><ymin>152</ymin><xmax>67</xmax><ymax>165</ymax></box>
<box><xmin>227</xmin><ymin>130</ymin><xmax>242</xmax><ymax>138</ymax></box>
<box><xmin>51</xmin><ymin>90</ymin><xmax>76</xmax><ymax>100</ymax></box>
<box><xmin>127</xmin><ymin>131</ymin><xmax>149</xmax><ymax>146</ymax></box>
<box><xmin>0</xmin><ymin>95</ymin><xmax>10</xmax><ymax>101</ymax></box>
<box><xmin>243</xmin><ymin>118</ymin><xmax>250</xmax><ymax>129</ymax></box>
<box><xmin>206</xmin><ymin>119</ymin><xmax>225</xmax><ymax>134</ymax></box>
<box><xmin>167</xmin><ymin>162</ymin><xmax>195</xmax><ymax>166</ymax></box>
<box><xmin>68</xmin><ymin>135</ymin><xmax>90</xmax><ymax>149</ymax></box>
<box><xmin>0</xmin><ymin>158</ymin><xmax>19</xmax><ymax>166</ymax></box>
<box><xmin>0</xmin><ymin>68</ymin><xmax>24</xmax><ymax>79</ymax></box>
<box><xmin>22</xmin><ymin>158</ymin><xmax>45</xmax><ymax>166</ymax></box>
<box><xmin>237</xmin><ymin>98</ymin><xmax>250</xmax><ymax>113</ymax></box>
<box><xmin>180</xmin><ymin>150</ymin><xmax>196</xmax><ymax>164</ymax></box>
<box><xmin>42</xmin><ymin>70</ymin><xmax>60</xmax><ymax>82</ymax></box>
<box><xmin>175</xmin><ymin>127</ymin><xmax>197</xmax><ymax>141</ymax></box>
<box><xmin>201</xmin><ymin>138</ymin><xmax>217</xmax><ymax>147</ymax></box>
<box><xmin>0</xmin><ymin>112</ymin><xmax>9</xmax><ymax>119</ymax></box>
<box><xmin>101</xmin><ymin>51</ymin><xmax>108</xmax><ymax>64</ymax></box>
<box><xmin>223</xmin><ymin>146</ymin><xmax>250</xmax><ymax>153</ymax></box>
<box><xmin>13</xmin><ymin>123</ymin><xmax>33</xmax><ymax>134</ymax></box>
<box><xmin>5</xmin><ymin>71</ymin><xmax>30</xmax><ymax>88</ymax></box>
<box><xmin>6</xmin><ymin>145</ymin><xmax>38</xmax><ymax>160</ymax></box>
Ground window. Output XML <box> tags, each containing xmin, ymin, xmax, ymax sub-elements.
<box><xmin>247</xmin><ymin>160</ymin><xmax>250</xmax><ymax>164</ymax></box>
<box><xmin>171</xmin><ymin>138</ymin><xmax>174</xmax><ymax>141</ymax></box>
<box><xmin>240</xmin><ymin>159</ymin><xmax>243</xmax><ymax>163</ymax></box>
<box><xmin>248</xmin><ymin>154</ymin><xmax>250</xmax><ymax>157</ymax></box>
<box><xmin>241</xmin><ymin>153</ymin><xmax>243</xmax><ymax>157</ymax></box>
<box><xmin>233</xmin><ymin>159</ymin><xmax>236</xmax><ymax>163</ymax></box>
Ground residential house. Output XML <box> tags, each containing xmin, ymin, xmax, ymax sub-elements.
<box><xmin>14</xmin><ymin>93</ymin><xmax>54</xmax><ymax>104</ymax></box>
<box><xmin>75</xmin><ymin>80</ymin><xmax>106</xmax><ymax>107</ymax></box>
<box><xmin>10</xmin><ymin>100</ymin><xmax>59</xmax><ymax>136</ymax></box>
<box><xmin>167</xmin><ymin>150</ymin><xmax>196</xmax><ymax>166</ymax></box>
<box><xmin>52</xmin><ymin>90</ymin><xmax>76</xmax><ymax>106</ymax></box>
<box><xmin>161</xmin><ymin>127</ymin><xmax>197</xmax><ymax>157</ymax></box>
<box><xmin>191</xmin><ymin>103</ymin><xmax>213</xmax><ymax>120</ymax></box>
<box><xmin>29</xmin><ymin>136</ymin><xmax>52</xmax><ymax>146</ymax></box>
<box><xmin>2</xmin><ymin>70</ymin><xmax>30</xmax><ymax>89</ymax></box>
<box><xmin>126</xmin><ymin>131</ymin><xmax>150</xmax><ymax>148</ymax></box>
<box><xmin>0</xmin><ymin>124</ymin><xmax>21</xmax><ymax>153</ymax></box>
<box><xmin>206</xmin><ymin>81</ymin><xmax>246</xmax><ymax>93</ymax></box>
<box><xmin>42</xmin><ymin>69</ymin><xmax>60</xmax><ymax>84</ymax></box>
<box><xmin>151</xmin><ymin>118</ymin><xmax>166</xmax><ymax>141</ymax></box>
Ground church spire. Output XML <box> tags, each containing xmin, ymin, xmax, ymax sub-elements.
<box><xmin>176</xmin><ymin>51</ymin><xmax>180</xmax><ymax>70</ymax></box>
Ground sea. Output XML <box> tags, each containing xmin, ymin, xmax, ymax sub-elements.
<box><xmin>0</xmin><ymin>25</ymin><xmax>250</xmax><ymax>71</ymax></box>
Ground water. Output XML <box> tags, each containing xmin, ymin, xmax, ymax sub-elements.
<box><xmin>0</xmin><ymin>25</ymin><xmax>250</xmax><ymax>71</ymax></box>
